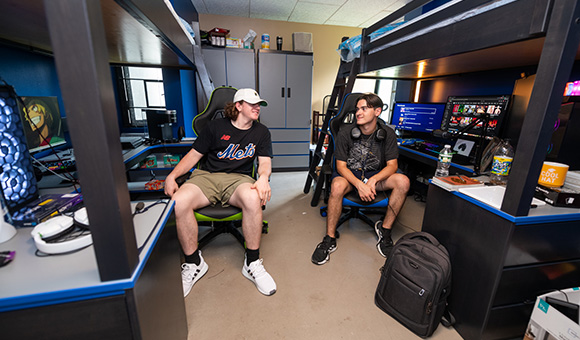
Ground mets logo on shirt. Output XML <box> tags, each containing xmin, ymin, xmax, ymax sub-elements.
<box><xmin>217</xmin><ymin>143</ymin><xmax>256</xmax><ymax>160</ymax></box>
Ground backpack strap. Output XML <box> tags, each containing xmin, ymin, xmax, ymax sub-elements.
<box><xmin>441</xmin><ymin>307</ymin><xmax>456</xmax><ymax>327</ymax></box>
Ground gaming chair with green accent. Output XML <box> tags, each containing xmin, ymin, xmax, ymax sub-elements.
<box><xmin>190</xmin><ymin>86</ymin><xmax>268</xmax><ymax>249</ymax></box>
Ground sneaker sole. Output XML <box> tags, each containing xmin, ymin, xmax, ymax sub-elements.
<box><xmin>376</xmin><ymin>243</ymin><xmax>387</xmax><ymax>258</ymax></box>
<box><xmin>242</xmin><ymin>269</ymin><xmax>277</xmax><ymax>296</ymax></box>
<box><xmin>311</xmin><ymin>245</ymin><xmax>337</xmax><ymax>265</ymax></box>
<box><xmin>374</xmin><ymin>223</ymin><xmax>388</xmax><ymax>258</ymax></box>
<box><xmin>183</xmin><ymin>262</ymin><xmax>209</xmax><ymax>297</ymax></box>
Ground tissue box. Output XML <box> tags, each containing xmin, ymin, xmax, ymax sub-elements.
<box><xmin>534</xmin><ymin>184</ymin><xmax>580</xmax><ymax>208</ymax></box>
<box><xmin>525</xmin><ymin>288</ymin><xmax>580</xmax><ymax>340</ymax></box>
<box><xmin>292</xmin><ymin>32</ymin><xmax>313</xmax><ymax>52</ymax></box>
<box><xmin>226</xmin><ymin>38</ymin><xmax>242</xmax><ymax>48</ymax></box>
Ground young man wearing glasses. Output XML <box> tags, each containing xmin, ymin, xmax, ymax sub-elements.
<box><xmin>311</xmin><ymin>93</ymin><xmax>410</xmax><ymax>265</ymax></box>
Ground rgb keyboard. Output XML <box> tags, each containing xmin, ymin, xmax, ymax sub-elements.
<box><xmin>40</xmin><ymin>159</ymin><xmax>77</xmax><ymax>173</ymax></box>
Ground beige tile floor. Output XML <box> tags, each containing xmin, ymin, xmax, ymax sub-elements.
<box><xmin>184</xmin><ymin>171</ymin><xmax>462</xmax><ymax>339</ymax></box>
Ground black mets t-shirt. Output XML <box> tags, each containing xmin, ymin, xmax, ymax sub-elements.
<box><xmin>193</xmin><ymin>118</ymin><xmax>272</xmax><ymax>176</ymax></box>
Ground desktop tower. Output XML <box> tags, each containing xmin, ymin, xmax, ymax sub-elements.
<box><xmin>0</xmin><ymin>86</ymin><xmax>39</xmax><ymax>214</ymax></box>
<box><xmin>546</xmin><ymin>97</ymin><xmax>580</xmax><ymax>170</ymax></box>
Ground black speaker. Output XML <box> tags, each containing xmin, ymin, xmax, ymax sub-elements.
<box><xmin>546</xmin><ymin>97</ymin><xmax>580</xmax><ymax>170</ymax></box>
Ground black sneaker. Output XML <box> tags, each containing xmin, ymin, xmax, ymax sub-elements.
<box><xmin>374</xmin><ymin>220</ymin><xmax>393</xmax><ymax>258</ymax></box>
<box><xmin>311</xmin><ymin>235</ymin><xmax>337</xmax><ymax>265</ymax></box>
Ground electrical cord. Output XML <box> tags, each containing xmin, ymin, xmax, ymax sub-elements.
<box><xmin>136</xmin><ymin>199</ymin><xmax>170</xmax><ymax>254</ymax></box>
<box><xmin>30</xmin><ymin>156</ymin><xmax>77</xmax><ymax>185</ymax></box>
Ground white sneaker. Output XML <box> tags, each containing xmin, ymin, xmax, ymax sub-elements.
<box><xmin>242</xmin><ymin>257</ymin><xmax>277</xmax><ymax>296</ymax></box>
<box><xmin>181</xmin><ymin>252</ymin><xmax>209</xmax><ymax>297</ymax></box>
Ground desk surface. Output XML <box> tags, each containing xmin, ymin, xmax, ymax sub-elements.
<box><xmin>399</xmin><ymin>145</ymin><xmax>477</xmax><ymax>175</ymax></box>
<box><xmin>0</xmin><ymin>200</ymin><xmax>174</xmax><ymax>312</ymax></box>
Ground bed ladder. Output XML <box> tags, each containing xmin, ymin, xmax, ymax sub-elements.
<box><xmin>304</xmin><ymin>57</ymin><xmax>360</xmax><ymax>206</ymax></box>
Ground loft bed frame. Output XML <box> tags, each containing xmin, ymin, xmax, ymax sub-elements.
<box><xmin>354</xmin><ymin>0</ymin><xmax>580</xmax><ymax>217</ymax></box>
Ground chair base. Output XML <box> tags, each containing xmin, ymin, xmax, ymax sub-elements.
<box><xmin>336</xmin><ymin>206</ymin><xmax>384</xmax><ymax>229</ymax></box>
<box><xmin>198</xmin><ymin>221</ymin><xmax>269</xmax><ymax>249</ymax></box>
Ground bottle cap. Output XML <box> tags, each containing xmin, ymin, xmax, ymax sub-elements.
<box><xmin>444</xmin><ymin>144</ymin><xmax>451</xmax><ymax>148</ymax></box>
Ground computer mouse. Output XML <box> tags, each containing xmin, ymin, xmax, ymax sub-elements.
<box><xmin>74</xmin><ymin>207</ymin><xmax>90</xmax><ymax>228</ymax></box>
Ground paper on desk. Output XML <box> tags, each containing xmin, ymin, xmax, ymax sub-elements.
<box><xmin>459</xmin><ymin>185</ymin><xmax>545</xmax><ymax>210</ymax></box>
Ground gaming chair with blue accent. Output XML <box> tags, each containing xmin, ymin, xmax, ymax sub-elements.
<box><xmin>320</xmin><ymin>92</ymin><xmax>390</xmax><ymax>229</ymax></box>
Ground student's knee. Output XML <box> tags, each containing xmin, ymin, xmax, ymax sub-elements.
<box><xmin>392</xmin><ymin>173</ymin><xmax>410</xmax><ymax>193</ymax></box>
<box><xmin>233</xmin><ymin>184</ymin><xmax>261</xmax><ymax>210</ymax></box>
<box><xmin>330</xmin><ymin>178</ymin><xmax>349</xmax><ymax>198</ymax></box>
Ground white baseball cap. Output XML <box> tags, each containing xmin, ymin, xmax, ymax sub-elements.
<box><xmin>233</xmin><ymin>88</ymin><xmax>268</xmax><ymax>106</ymax></box>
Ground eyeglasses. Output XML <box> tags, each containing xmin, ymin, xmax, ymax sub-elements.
<box><xmin>356</xmin><ymin>106</ymin><xmax>372</xmax><ymax>112</ymax></box>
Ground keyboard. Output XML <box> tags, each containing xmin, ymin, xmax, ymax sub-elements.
<box><xmin>40</xmin><ymin>159</ymin><xmax>77</xmax><ymax>173</ymax></box>
<box><xmin>410</xmin><ymin>141</ymin><xmax>442</xmax><ymax>156</ymax></box>
<box><xmin>120</xmin><ymin>136</ymin><xmax>145</xmax><ymax>149</ymax></box>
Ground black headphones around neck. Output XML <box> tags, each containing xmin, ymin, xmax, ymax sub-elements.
<box><xmin>351</xmin><ymin>126</ymin><xmax>386</xmax><ymax>141</ymax></box>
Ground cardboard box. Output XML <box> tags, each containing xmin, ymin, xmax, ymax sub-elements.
<box><xmin>163</xmin><ymin>154</ymin><xmax>181</xmax><ymax>166</ymax></box>
<box><xmin>534</xmin><ymin>184</ymin><xmax>580</xmax><ymax>208</ymax></box>
<box><xmin>525</xmin><ymin>288</ymin><xmax>580</xmax><ymax>340</ymax></box>
<box><xmin>140</xmin><ymin>155</ymin><xmax>157</xmax><ymax>168</ymax></box>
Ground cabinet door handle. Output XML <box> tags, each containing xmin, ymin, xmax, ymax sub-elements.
<box><xmin>287</xmin><ymin>88</ymin><xmax>291</xmax><ymax>98</ymax></box>
<box><xmin>281</xmin><ymin>87</ymin><xmax>285</xmax><ymax>97</ymax></box>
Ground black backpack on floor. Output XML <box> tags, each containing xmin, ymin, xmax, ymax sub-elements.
<box><xmin>374</xmin><ymin>231</ymin><xmax>452</xmax><ymax>338</ymax></box>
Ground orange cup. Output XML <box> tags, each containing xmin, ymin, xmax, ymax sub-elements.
<box><xmin>538</xmin><ymin>161</ymin><xmax>569</xmax><ymax>187</ymax></box>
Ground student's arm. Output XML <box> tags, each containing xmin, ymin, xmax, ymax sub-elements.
<box><xmin>252</xmin><ymin>156</ymin><xmax>272</xmax><ymax>206</ymax></box>
<box><xmin>164</xmin><ymin>148</ymin><xmax>204</xmax><ymax>197</ymax></box>
<box><xmin>336</xmin><ymin>160</ymin><xmax>373</xmax><ymax>202</ymax></box>
<box><xmin>366</xmin><ymin>159</ymin><xmax>398</xmax><ymax>194</ymax></box>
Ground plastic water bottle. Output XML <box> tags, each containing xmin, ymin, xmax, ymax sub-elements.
<box><xmin>490</xmin><ymin>139</ymin><xmax>515</xmax><ymax>185</ymax></box>
<box><xmin>435</xmin><ymin>144</ymin><xmax>453</xmax><ymax>177</ymax></box>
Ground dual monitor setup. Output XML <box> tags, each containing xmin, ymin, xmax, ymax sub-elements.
<box><xmin>390</xmin><ymin>94</ymin><xmax>511</xmax><ymax>168</ymax></box>
<box><xmin>391</xmin><ymin>94</ymin><xmax>510</xmax><ymax>138</ymax></box>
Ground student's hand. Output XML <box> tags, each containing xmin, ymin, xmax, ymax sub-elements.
<box><xmin>356</xmin><ymin>181</ymin><xmax>376</xmax><ymax>202</ymax></box>
<box><xmin>164</xmin><ymin>176</ymin><xmax>179</xmax><ymax>197</ymax></box>
<box><xmin>251</xmin><ymin>176</ymin><xmax>271</xmax><ymax>206</ymax></box>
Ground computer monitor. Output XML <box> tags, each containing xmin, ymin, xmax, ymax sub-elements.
<box><xmin>440</xmin><ymin>95</ymin><xmax>511</xmax><ymax>138</ymax></box>
<box><xmin>390</xmin><ymin>102</ymin><xmax>446</xmax><ymax>134</ymax></box>
<box><xmin>17</xmin><ymin>96</ymin><xmax>66</xmax><ymax>154</ymax></box>
<box><xmin>146</xmin><ymin>109</ymin><xmax>176</xmax><ymax>142</ymax></box>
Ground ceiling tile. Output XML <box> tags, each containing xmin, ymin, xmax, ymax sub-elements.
<box><xmin>289</xmin><ymin>2</ymin><xmax>340</xmax><ymax>25</ymax></box>
<box><xmin>191</xmin><ymin>0</ymin><xmax>208</xmax><ymax>13</ymax></box>
<box><xmin>250</xmin><ymin>0</ymin><xmax>297</xmax><ymax>21</ymax></box>
<box><xmin>300</xmin><ymin>0</ymin><xmax>348</xmax><ymax>5</ymax></box>
<box><xmin>359</xmin><ymin>10</ymin><xmax>399</xmax><ymax>28</ymax></box>
<box><xmin>191</xmin><ymin>0</ymin><xmax>408</xmax><ymax>28</ymax></box>
<box><xmin>326</xmin><ymin>0</ymin><xmax>394</xmax><ymax>27</ymax></box>
<box><xmin>205</xmin><ymin>0</ymin><xmax>250</xmax><ymax>17</ymax></box>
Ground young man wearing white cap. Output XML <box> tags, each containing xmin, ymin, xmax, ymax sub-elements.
<box><xmin>165</xmin><ymin>88</ymin><xmax>276</xmax><ymax>297</ymax></box>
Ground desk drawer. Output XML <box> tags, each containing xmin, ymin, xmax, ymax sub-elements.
<box><xmin>506</xmin><ymin>221</ymin><xmax>580</xmax><ymax>266</ymax></box>
<box><xmin>493</xmin><ymin>259</ymin><xmax>580</xmax><ymax>306</ymax></box>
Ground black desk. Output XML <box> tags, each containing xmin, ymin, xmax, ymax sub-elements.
<box><xmin>398</xmin><ymin>145</ymin><xmax>477</xmax><ymax>176</ymax></box>
<box><xmin>422</xmin><ymin>184</ymin><xmax>580</xmax><ymax>340</ymax></box>
<box><xmin>398</xmin><ymin>145</ymin><xmax>477</xmax><ymax>197</ymax></box>
<box><xmin>124</xmin><ymin>143</ymin><xmax>192</xmax><ymax>198</ymax></box>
